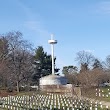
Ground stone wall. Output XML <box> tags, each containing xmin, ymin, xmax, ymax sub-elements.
<box><xmin>40</xmin><ymin>84</ymin><xmax>81</xmax><ymax>97</ymax></box>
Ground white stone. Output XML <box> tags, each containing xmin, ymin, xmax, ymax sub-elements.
<box><xmin>40</xmin><ymin>74</ymin><xmax>67</xmax><ymax>85</ymax></box>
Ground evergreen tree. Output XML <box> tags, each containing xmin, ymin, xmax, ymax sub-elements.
<box><xmin>33</xmin><ymin>46</ymin><xmax>59</xmax><ymax>80</ymax></box>
<box><xmin>62</xmin><ymin>66</ymin><xmax>78</xmax><ymax>74</ymax></box>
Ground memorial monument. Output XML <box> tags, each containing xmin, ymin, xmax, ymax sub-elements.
<box><xmin>40</xmin><ymin>34</ymin><xmax>67</xmax><ymax>92</ymax></box>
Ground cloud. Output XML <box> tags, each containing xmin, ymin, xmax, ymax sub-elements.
<box><xmin>16</xmin><ymin>0</ymin><xmax>36</xmax><ymax>19</ymax></box>
<box><xmin>16</xmin><ymin>0</ymin><xmax>50</xmax><ymax>37</ymax></box>
<box><xmin>83</xmin><ymin>49</ymin><xmax>95</xmax><ymax>54</ymax></box>
<box><xmin>97</xmin><ymin>1</ymin><xmax>110</xmax><ymax>14</ymax></box>
<box><xmin>74</xmin><ymin>49</ymin><xmax>95</xmax><ymax>54</ymax></box>
<box><xmin>24</xmin><ymin>20</ymin><xmax>50</xmax><ymax>37</ymax></box>
<box><xmin>15</xmin><ymin>0</ymin><xmax>52</xmax><ymax>49</ymax></box>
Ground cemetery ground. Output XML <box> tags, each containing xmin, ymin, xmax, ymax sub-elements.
<box><xmin>0</xmin><ymin>87</ymin><xmax>110</xmax><ymax>110</ymax></box>
<box><xmin>82</xmin><ymin>86</ymin><xmax>110</xmax><ymax>102</ymax></box>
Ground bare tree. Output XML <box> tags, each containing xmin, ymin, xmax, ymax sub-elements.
<box><xmin>5</xmin><ymin>31</ymin><xmax>33</xmax><ymax>92</ymax></box>
<box><xmin>101</xmin><ymin>55</ymin><xmax>110</xmax><ymax>83</ymax></box>
<box><xmin>77</xmin><ymin>68</ymin><xmax>104</xmax><ymax>88</ymax></box>
<box><xmin>65</xmin><ymin>73</ymin><xmax>79</xmax><ymax>85</ymax></box>
<box><xmin>0</xmin><ymin>36</ymin><xmax>9</xmax><ymax>88</ymax></box>
<box><xmin>92</xmin><ymin>58</ymin><xmax>103</xmax><ymax>70</ymax></box>
<box><xmin>104</xmin><ymin>55</ymin><xmax>110</xmax><ymax>70</ymax></box>
<box><xmin>76</xmin><ymin>50</ymin><xmax>95</xmax><ymax>72</ymax></box>
<box><xmin>0</xmin><ymin>37</ymin><xmax>8</xmax><ymax>61</ymax></box>
<box><xmin>0</xmin><ymin>61</ymin><xmax>9</xmax><ymax>87</ymax></box>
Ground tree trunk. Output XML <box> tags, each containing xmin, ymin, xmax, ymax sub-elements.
<box><xmin>27</xmin><ymin>81</ymin><xmax>30</xmax><ymax>92</ymax></box>
<box><xmin>16</xmin><ymin>81</ymin><xmax>19</xmax><ymax>93</ymax></box>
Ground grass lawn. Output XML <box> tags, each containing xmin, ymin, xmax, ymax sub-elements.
<box><xmin>82</xmin><ymin>86</ymin><xmax>110</xmax><ymax>102</ymax></box>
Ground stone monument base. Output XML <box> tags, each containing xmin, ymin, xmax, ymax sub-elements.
<box><xmin>40</xmin><ymin>84</ymin><xmax>81</xmax><ymax>98</ymax></box>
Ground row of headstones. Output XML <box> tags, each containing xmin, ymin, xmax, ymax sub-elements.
<box><xmin>0</xmin><ymin>93</ymin><xmax>109</xmax><ymax>110</ymax></box>
<box><xmin>96</xmin><ymin>88</ymin><xmax>110</xmax><ymax>97</ymax></box>
<box><xmin>0</xmin><ymin>94</ymin><xmax>104</xmax><ymax>109</ymax></box>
